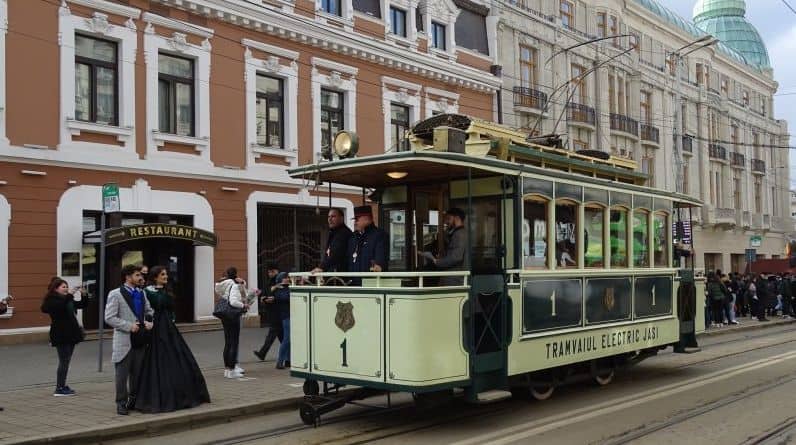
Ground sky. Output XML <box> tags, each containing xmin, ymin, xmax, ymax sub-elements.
<box><xmin>666</xmin><ymin>1</ymin><xmax>796</xmax><ymax>188</ymax></box>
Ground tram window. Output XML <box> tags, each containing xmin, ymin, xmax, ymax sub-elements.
<box><xmin>385</xmin><ymin>208</ymin><xmax>407</xmax><ymax>271</ymax></box>
<box><xmin>523</xmin><ymin>178</ymin><xmax>553</xmax><ymax>199</ymax></box>
<box><xmin>451</xmin><ymin>197</ymin><xmax>501</xmax><ymax>272</ymax></box>
<box><xmin>584</xmin><ymin>206</ymin><xmax>604</xmax><ymax>268</ymax></box>
<box><xmin>522</xmin><ymin>197</ymin><xmax>547</xmax><ymax>269</ymax></box>
<box><xmin>555</xmin><ymin>201</ymin><xmax>578</xmax><ymax>268</ymax></box>
<box><xmin>653</xmin><ymin>213</ymin><xmax>669</xmax><ymax>267</ymax></box>
<box><xmin>633</xmin><ymin>211</ymin><xmax>650</xmax><ymax>268</ymax></box>
<box><xmin>610</xmin><ymin>208</ymin><xmax>628</xmax><ymax>267</ymax></box>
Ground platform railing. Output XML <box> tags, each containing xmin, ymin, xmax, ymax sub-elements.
<box><xmin>289</xmin><ymin>271</ymin><xmax>470</xmax><ymax>288</ymax></box>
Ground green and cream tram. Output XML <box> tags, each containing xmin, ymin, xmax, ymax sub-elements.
<box><xmin>287</xmin><ymin>114</ymin><xmax>704</xmax><ymax>425</ymax></box>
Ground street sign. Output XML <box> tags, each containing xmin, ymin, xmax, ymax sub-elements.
<box><xmin>750</xmin><ymin>235</ymin><xmax>762</xmax><ymax>248</ymax></box>
<box><xmin>745</xmin><ymin>249</ymin><xmax>756</xmax><ymax>263</ymax></box>
<box><xmin>102</xmin><ymin>183</ymin><xmax>120</xmax><ymax>213</ymax></box>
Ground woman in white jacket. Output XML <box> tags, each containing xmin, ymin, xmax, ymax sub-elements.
<box><xmin>215</xmin><ymin>267</ymin><xmax>249</xmax><ymax>378</ymax></box>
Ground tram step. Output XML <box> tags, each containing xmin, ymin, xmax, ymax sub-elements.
<box><xmin>475</xmin><ymin>390</ymin><xmax>512</xmax><ymax>404</ymax></box>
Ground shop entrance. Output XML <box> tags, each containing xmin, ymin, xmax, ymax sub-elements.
<box><xmin>81</xmin><ymin>212</ymin><xmax>196</xmax><ymax>328</ymax></box>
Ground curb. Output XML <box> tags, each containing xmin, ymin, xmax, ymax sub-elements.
<box><xmin>10</xmin><ymin>396</ymin><xmax>302</xmax><ymax>445</ymax></box>
<box><xmin>697</xmin><ymin>317</ymin><xmax>795</xmax><ymax>337</ymax></box>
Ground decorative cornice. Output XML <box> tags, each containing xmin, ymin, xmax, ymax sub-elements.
<box><xmin>425</xmin><ymin>86</ymin><xmax>459</xmax><ymax>100</ymax></box>
<box><xmin>312</xmin><ymin>57</ymin><xmax>359</xmax><ymax>76</ymax></box>
<box><xmin>142</xmin><ymin>12</ymin><xmax>214</xmax><ymax>39</ymax></box>
<box><xmin>242</xmin><ymin>38</ymin><xmax>299</xmax><ymax>61</ymax></box>
<box><xmin>381</xmin><ymin>76</ymin><xmax>422</xmax><ymax>92</ymax></box>
<box><xmin>66</xmin><ymin>0</ymin><xmax>141</xmax><ymax>19</ymax></box>
<box><xmin>150</xmin><ymin>0</ymin><xmax>499</xmax><ymax>92</ymax></box>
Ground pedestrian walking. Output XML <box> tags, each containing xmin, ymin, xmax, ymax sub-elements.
<box><xmin>40</xmin><ymin>277</ymin><xmax>89</xmax><ymax>396</ymax></box>
<box><xmin>215</xmin><ymin>267</ymin><xmax>249</xmax><ymax>379</ymax></box>
<box><xmin>272</xmin><ymin>270</ymin><xmax>291</xmax><ymax>369</ymax></box>
<box><xmin>706</xmin><ymin>272</ymin><xmax>727</xmax><ymax>327</ymax></box>
<box><xmin>254</xmin><ymin>262</ymin><xmax>284</xmax><ymax>362</ymax></box>
<box><xmin>104</xmin><ymin>265</ymin><xmax>154</xmax><ymax>415</ymax></box>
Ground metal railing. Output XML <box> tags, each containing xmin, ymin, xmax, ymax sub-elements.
<box><xmin>708</xmin><ymin>143</ymin><xmax>727</xmax><ymax>160</ymax></box>
<box><xmin>751</xmin><ymin>158</ymin><xmax>765</xmax><ymax>173</ymax></box>
<box><xmin>567</xmin><ymin>102</ymin><xmax>596</xmax><ymax>125</ymax></box>
<box><xmin>289</xmin><ymin>271</ymin><xmax>471</xmax><ymax>288</ymax></box>
<box><xmin>609</xmin><ymin>113</ymin><xmax>638</xmax><ymax>136</ymax></box>
<box><xmin>513</xmin><ymin>86</ymin><xmax>547</xmax><ymax>110</ymax></box>
<box><xmin>730</xmin><ymin>152</ymin><xmax>745</xmax><ymax>167</ymax></box>
<box><xmin>640</xmin><ymin>124</ymin><xmax>659</xmax><ymax>143</ymax></box>
<box><xmin>682</xmin><ymin>135</ymin><xmax>693</xmax><ymax>153</ymax></box>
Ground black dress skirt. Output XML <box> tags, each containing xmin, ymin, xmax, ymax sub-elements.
<box><xmin>135</xmin><ymin>287</ymin><xmax>210</xmax><ymax>413</ymax></box>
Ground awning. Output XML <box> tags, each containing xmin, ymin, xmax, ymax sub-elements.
<box><xmin>83</xmin><ymin>223</ymin><xmax>218</xmax><ymax>247</ymax></box>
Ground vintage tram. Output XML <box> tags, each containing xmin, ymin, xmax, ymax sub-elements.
<box><xmin>287</xmin><ymin>114</ymin><xmax>705</xmax><ymax>425</ymax></box>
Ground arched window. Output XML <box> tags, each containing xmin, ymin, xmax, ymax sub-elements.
<box><xmin>610</xmin><ymin>206</ymin><xmax>629</xmax><ymax>268</ymax></box>
<box><xmin>653</xmin><ymin>212</ymin><xmax>669</xmax><ymax>267</ymax></box>
<box><xmin>523</xmin><ymin>195</ymin><xmax>549</xmax><ymax>269</ymax></box>
<box><xmin>555</xmin><ymin>199</ymin><xmax>578</xmax><ymax>268</ymax></box>
<box><xmin>584</xmin><ymin>204</ymin><xmax>605</xmax><ymax>268</ymax></box>
<box><xmin>633</xmin><ymin>209</ymin><xmax>650</xmax><ymax>268</ymax></box>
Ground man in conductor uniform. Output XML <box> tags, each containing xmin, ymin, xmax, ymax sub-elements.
<box><xmin>348</xmin><ymin>205</ymin><xmax>387</xmax><ymax>285</ymax></box>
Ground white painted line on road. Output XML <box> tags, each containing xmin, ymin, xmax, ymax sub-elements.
<box><xmin>452</xmin><ymin>349</ymin><xmax>796</xmax><ymax>445</ymax></box>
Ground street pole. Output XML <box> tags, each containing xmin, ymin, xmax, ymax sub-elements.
<box><xmin>97</xmin><ymin>211</ymin><xmax>105</xmax><ymax>372</ymax></box>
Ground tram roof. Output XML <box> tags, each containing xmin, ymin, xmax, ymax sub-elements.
<box><xmin>288</xmin><ymin>150</ymin><xmax>702</xmax><ymax>207</ymax></box>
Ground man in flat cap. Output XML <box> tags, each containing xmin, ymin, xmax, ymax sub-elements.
<box><xmin>347</xmin><ymin>205</ymin><xmax>387</xmax><ymax>285</ymax></box>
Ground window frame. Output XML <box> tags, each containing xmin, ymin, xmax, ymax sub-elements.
<box><xmin>584</xmin><ymin>203</ymin><xmax>607</xmax><ymax>269</ymax></box>
<box><xmin>389</xmin><ymin>102</ymin><xmax>410</xmax><ymax>152</ymax></box>
<box><xmin>522</xmin><ymin>194</ymin><xmax>550</xmax><ymax>270</ymax></box>
<box><xmin>632</xmin><ymin>209</ymin><xmax>650</xmax><ymax>268</ymax></box>
<box><xmin>431</xmin><ymin>21</ymin><xmax>447</xmax><ymax>50</ymax></box>
<box><xmin>596</xmin><ymin>12</ymin><xmax>606</xmax><ymax>38</ymax></box>
<box><xmin>609</xmin><ymin>206</ymin><xmax>630</xmax><ymax>268</ymax></box>
<box><xmin>320</xmin><ymin>88</ymin><xmax>345</xmax><ymax>153</ymax></box>
<box><xmin>560</xmin><ymin>0</ymin><xmax>574</xmax><ymax>29</ymax></box>
<box><xmin>554</xmin><ymin>198</ymin><xmax>580</xmax><ymax>269</ymax></box>
<box><xmin>519</xmin><ymin>45</ymin><xmax>537</xmax><ymax>89</ymax></box>
<box><xmin>74</xmin><ymin>34</ymin><xmax>119</xmax><ymax>126</ymax></box>
<box><xmin>255</xmin><ymin>74</ymin><xmax>285</xmax><ymax>149</ymax></box>
<box><xmin>652</xmin><ymin>211</ymin><xmax>669</xmax><ymax>268</ymax></box>
<box><xmin>157</xmin><ymin>52</ymin><xmax>196</xmax><ymax>137</ymax></box>
<box><xmin>390</xmin><ymin>6</ymin><xmax>407</xmax><ymax>37</ymax></box>
<box><xmin>322</xmin><ymin>0</ymin><xmax>342</xmax><ymax>16</ymax></box>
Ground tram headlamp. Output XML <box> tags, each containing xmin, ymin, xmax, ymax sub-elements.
<box><xmin>333</xmin><ymin>131</ymin><xmax>359</xmax><ymax>159</ymax></box>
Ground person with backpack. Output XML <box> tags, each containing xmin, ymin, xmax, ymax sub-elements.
<box><xmin>214</xmin><ymin>267</ymin><xmax>250</xmax><ymax>379</ymax></box>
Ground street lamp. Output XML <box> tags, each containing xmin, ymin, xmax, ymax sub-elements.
<box><xmin>670</xmin><ymin>35</ymin><xmax>718</xmax><ymax>195</ymax></box>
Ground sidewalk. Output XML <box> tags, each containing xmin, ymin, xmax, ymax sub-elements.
<box><xmin>1</xmin><ymin>319</ymin><xmax>793</xmax><ymax>444</ymax></box>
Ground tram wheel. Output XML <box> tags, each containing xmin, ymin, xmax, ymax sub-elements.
<box><xmin>303</xmin><ymin>379</ymin><xmax>320</xmax><ymax>396</ymax></box>
<box><xmin>299</xmin><ymin>402</ymin><xmax>319</xmax><ymax>426</ymax></box>
<box><xmin>530</xmin><ymin>385</ymin><xmax>555</xmax><ymax>401</ymax></box>
<box><xmin>593</xmin><ymin>370</ymin><xmax>614</xmax><ymax>386</ymax></box>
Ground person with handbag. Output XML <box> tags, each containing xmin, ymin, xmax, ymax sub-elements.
<box><xmin>214</xmin><ymin>267</ymin><xmax>249</xmax><ymax>379</ymax></box>
<box><xmin>105</xmin><ymin>265</ymin><xmax>154</xmax><ymax>415</ymax></box>
<box><xmin>41</xmin><ymin>277</ymin><xmax>89</xmax><ymax>397</ymax></box>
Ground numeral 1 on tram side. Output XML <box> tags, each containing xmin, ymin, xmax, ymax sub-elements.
<box><xmin>340</xmin><ymin>338</ymin><xmax>348</xmax><ymax>367</ymax></box>
<box><xmin>550</xmin><ymin>290</ymin><xmax>557</xmax><ymax>317</ymax></box>
<box><xmin>651</xmin><ymin>285</ymin><xmax>656</xmax><ymax>306</ymax></box>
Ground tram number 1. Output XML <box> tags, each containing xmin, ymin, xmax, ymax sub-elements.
<box><xmin>651</xmin><ymin>285</ymin><xmax>656</xmax><ymax>306</ymax></box>
<box><xmin>550</xmin><ymin>290</ymin><xmax>557</xmax><ymax>317</ymax></box>
<box><xmin>340</xmin><ymin>338</ymin><xmax>348</xmax><ymax>367</ymax></box>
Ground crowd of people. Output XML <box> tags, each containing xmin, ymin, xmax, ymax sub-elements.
<box><xmin>35</xmin><ymin>204</ymin><xmax>469</xmax><ymax>415</ymax></box>
<box><xmin>705</xmin><ymin>269</ymin><xmax>796</xmax><ymax>328</ymax></box>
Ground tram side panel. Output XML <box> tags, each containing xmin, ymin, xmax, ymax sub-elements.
<box><xmin>291</xmin><ymin>291</ymin><xmax>311</xmax><ymax>373</ymax></box>
<box><xmin>506</xmin><ymin>274</ymin><xmax>680</xmax><ymax>376</ymax></box>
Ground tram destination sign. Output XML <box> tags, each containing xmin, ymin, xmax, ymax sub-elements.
<box><xmin>104</xmin><ymin>223</ymin><xmax>218</xmax><ymax>247</ymax></box>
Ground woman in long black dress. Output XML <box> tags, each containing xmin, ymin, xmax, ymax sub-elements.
<box><xmin>134</xmin><ymin>266</ymin><xmax>210</xmax><ymax>413</ymax></box>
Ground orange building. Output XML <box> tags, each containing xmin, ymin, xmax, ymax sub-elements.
<box><xmin>0</xmin><ymin>0</ymin><xmax>499</xmax><ymax>336</ymax></box>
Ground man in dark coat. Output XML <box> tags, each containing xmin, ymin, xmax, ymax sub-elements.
<box><xmin>254</xmin><ymin>262</ymin><xmax>284</xmax><ymax>361</ymax></box>
<box><xmin>348</xmin><ymin>205</ymin><xmax>387</xmax><ymax>285</ymax></box>
<box><xmin>431</xmin><ymin>207</ymin><xmax>468</xmax><ymax>286</ymax></box>
<box><xmin>312</xmin><ymin>208</ymin><xmax>352</xmax><ymax>274</ymax></box>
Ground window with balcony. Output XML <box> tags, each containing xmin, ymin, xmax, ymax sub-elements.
<box><xmin>158</xmin><ymin>53</ymin><xmax>194</xmax><ymax>136</ymax></box>
<box><xmin>75</xmin><ymin>35</ymin><xmax>118</xmax><ymax>126</ymax></box>
<box><xmin>571</xmin><ymin>64</ymin><xmax>586</xmax><ymax>104</ymax></box>
<box><xmin>322</xmin><ymin>0</ymin><xmax>342</xmax><ymax>15</ymax></box>
<box><xmin>597</xmin><ymin>12</ymin><xmax>606</xmax><ymax>38</ymax></box>
<box><xmin>754</xmin><ymin>180</ymin><xmax>762</xmax><ymax>213</ymax></box>
<box><xmin>255</xmin><ymin>74</ymin><xmax>283</xmax><ymax>148</ymax></box>
<box><xmin>696</xmin><ymin>63</ymin><xmax>703</xmax><ymax>86</ymax></box>
<box><xmin>617</xmin><ymin>78</ymin><xmax>626</xmax><ymax>115</ymax></box>
<box><xmin>431</xmin><ymin>22</ymin><xmax>446</xmax><ymax>50</ymax></box>
<box><xmin>390</xmin><ymin>103</ymin><xmax>409</xmax><ymax>152</ymax></box>
<box><xmin>519</xmin><ymin>45</ymin><xmax>537</xmax><ymax>88</ymax></box>
<box><xmin>560</xmin><ymin>0</ymin><xmax>573</xmax><ymax>29</ymax></box>
<box><xmin>321</xmin><ymin>89</ymin><xmax>344</xmax><ymax>151</ymax></box>
<box><xmin>734</xmin><ymin>177</ymin><xmax>741</xmax><ymax>209</ymax></box>
<box><xmin>390</xmin><ymin>7</ymin><xmax>407</xmax><ymax>37</ymax></box>
<box><xmin>630</xmin><ymin>33</ymin><xmax>639</xmax><ymax>53</ymax></box>
<box><xmin>608</xmin><ymin>74</ymin><xmax>616</xmax><ymax>113</ymax></box>
<box><xmin>640</xmin><ymin>90</ymin><xmax>651</xmax><ymax>124</ymax></box>
<box><xmin>608</xmin><ymin>15</ymin><xmax>618</xmax><ymax>38</ymax></box>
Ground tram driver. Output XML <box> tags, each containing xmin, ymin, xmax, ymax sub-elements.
<box><xmin>347</xmin><ymin>205</ymin><xmax>387</xmax><ymax>285</ymax></box>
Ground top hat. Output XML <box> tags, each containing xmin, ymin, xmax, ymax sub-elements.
<box><xmin>353</xmin><ymin>205</ymin><xmax>373</xmax><ymax>218</ymax></box>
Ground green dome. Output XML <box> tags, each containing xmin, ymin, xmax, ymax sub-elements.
<box><xmin>693</xmin><ymin>0</ymin><xmax>771</xmax><ymax>69</ymax></box>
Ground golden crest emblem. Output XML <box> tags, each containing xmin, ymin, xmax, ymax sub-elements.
<box><xmin>335</xmin><ymin>301</ymin><xmax>355</xmax><ymax>332</ymax></box>
<box><xmin>603</xmin><ymin>287</ymin><xmax>616</xmax><ymax>311</ymax></box>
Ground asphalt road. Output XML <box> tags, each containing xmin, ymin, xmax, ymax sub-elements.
<box><xmin>105</xmin><ymin>324</ymin><xmax>796</xmax><ymax>445</ymax></box>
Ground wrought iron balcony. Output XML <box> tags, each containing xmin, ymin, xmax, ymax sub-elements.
<box><xmin>640</xmin><ymin>124</ymin><xmax>659</xmax><ymax>144</ymax></box>
<box><xmin>609</xmin><ymin>113</ymin><xmax>638</xmax><ymax>136</ymax></box>
<box><xmin>730</xmin><ymin>152</ymin><xmax>745</xmax><ymax>167</ymax></box>
<box><xmin>567</xmin><ymin>102</ymin><xmax>596</xmax><ymax>125</ymax></box>
<box><xmin>513</xmin><ymin>86</ymin><xmax>547</xmax><ymax>110</ymax></box>
<box><xmin>708</xmin><ymin>143</ymin><xmax>727</xmax><ymax>161</ymax></box>
<box><xmin>751</xmin><ymin>158</ymin><xmax>765</xmax><ymax>173</ymax></box>
<box><xmin>681</xmin><ymin>135</ymin><xmax>693</xmax><ymax>153</ymax></box>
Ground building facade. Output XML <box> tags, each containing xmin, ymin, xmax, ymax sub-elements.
<box><xmin>497</xmin><ymin>0</ymin><xmax>791</xmax><ymax>273</ymax></box>
<box><xmin>0</xmin><ymin>0</ymin><xmax>499</xmax><ymax>334</ymax></box>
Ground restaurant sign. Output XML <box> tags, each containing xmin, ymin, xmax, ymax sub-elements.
<box><xmin>104</xmin><ymin>223</ymin><xmax>218</xmax><ymax>247</ymax></box>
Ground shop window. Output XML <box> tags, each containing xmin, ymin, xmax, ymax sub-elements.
<box><xmin>321</xmin><ymin>89</ymin><xmax>344</xmax><ymax>152</ymax></box>
<box><xmin>523</xmin><ymin>196</ymin><xmax>548</xmax><ymax>269</ymax></box>
<box><xmin>555</xmin><ymin>200</ymin><xmax>578</xmax><ymax>268</ymax></box>
<box><xmin>610</xmin><ymin>208</ymin><xmax>628</xmax><ymax>267</ymax></box>
<box><xmin>633</xmin><ymin>210</ymin><xmax>649</xmax><ymax>268</ymax></box>
<box><xmin>585</xmin><ymin>205</ymin><xmax>604</xmax><ymax>268</ymax></box>
<box><xmin>255</xmin><ymin>74</ymin><xmax>283</xmax><ymax>148</ymax></box>
<box><xmin>75</xmin><ymin>34</ymin><xmax>118</xmax><ymax>125</ymax></box>
<box><xmin>653</xmin><ymin>212</ymin><xmax>668</xmax><ymax>267</ymax></box>
<box><xmin>157</xmin><ymin>53</ymin><xmax>194</xmax><ymax>136</ymax></box>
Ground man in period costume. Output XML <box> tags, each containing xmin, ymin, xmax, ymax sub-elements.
<box><xmin>312</xmin><ymin>207</ymin><xmax>352</xmax><ymax>274</ymax></box>
<box><xmin>347</xmin><ymin>205</ymin><xmax>387</xmax><ymax>285</ymax></box>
